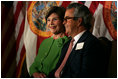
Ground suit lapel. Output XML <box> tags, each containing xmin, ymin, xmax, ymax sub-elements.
<box><xmin>77</xmin><ymin>30</ymin><xmax>90</xmax><ymax>43</ymax></box>
<box><xmin>64</xmin><ymin>31</ymin><xmax>91</xmax><ymax>68</ymax></box>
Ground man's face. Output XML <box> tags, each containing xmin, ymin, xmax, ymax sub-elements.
<box><xmin>63</xmin><ymin>8</ymin><xmax>78</xmax><ymax>36</ymax></box>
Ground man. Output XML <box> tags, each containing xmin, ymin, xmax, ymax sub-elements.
<box><xmin>48</xmin><ymin>3</ymin><xmax>108</xmax><ymax>78</ymax></box>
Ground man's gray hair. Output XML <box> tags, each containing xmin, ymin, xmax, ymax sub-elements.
<box><xmin>67</xmin><ymin>3</ymin><xmax>93</xmax><ymax>30</ymax></box>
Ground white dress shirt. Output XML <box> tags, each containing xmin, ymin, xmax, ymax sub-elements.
<box><xmin>72</xmin><ymin>30</ymin><xmax>86</xmax><ymax>49</ymax></box>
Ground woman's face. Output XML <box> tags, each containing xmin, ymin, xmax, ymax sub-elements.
<box><xmin>47</xmin><ymin>13</ymin><xmax>64</xmax><ymax>34</ymax></box>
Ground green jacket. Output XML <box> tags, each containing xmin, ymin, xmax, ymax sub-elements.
<box><xmin>29</xmin><ymin>36</ymin><xmax>69</xmax><ymax>76</ymax></box>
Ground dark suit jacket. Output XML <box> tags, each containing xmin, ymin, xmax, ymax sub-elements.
<box><xmin>48</xmin><ymin>30</ymin><xmax>108</xmax><ymax>78</ymax></box>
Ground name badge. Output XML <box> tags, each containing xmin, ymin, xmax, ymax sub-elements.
<box><xmin>75</xmin><ymin>42</ymin><xmax>84</xmax><ymax>50</ymax></box>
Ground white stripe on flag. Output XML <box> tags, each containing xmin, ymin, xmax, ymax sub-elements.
<box><xmin>14</xmin><ymin>1</ymin><xmax>25</xmax><ymax>66</ymax></box>
<box><xmin>13</xmin><ymin>1</ymin><xmax>18</xmax><ymax>14</ymax></box>
<box><xmin>93</xmin><ymin>3</ymin><xmax>103</xmax><ymax>18</ymax></box>
<box><xmin>59</xmin><ymin>1</ymin><xmax>63</xmax><ymax>6</ymax></box>
<box><xmin>24</xmin><ymin>11</ymin><xmax>37</xmax><ymax>72</ymax></box>
<box><xmin>92</xmin><ymin>3</ymin><xmax>113</xmax><ymax>41</ymax></box>
<box><xmin>84</xmin><ymin>1</ymin><xmax>92</xmax><ymax>8</ymax></box>
<box><xmin>15</xmin><ymin>9</ymin><xmax>24</xmax><ymax>39</ymax></box>
<box><xmin>16</xmin><ymin>35</ymin><xmax>24</xmax><ymax>65</ymax></box>
<box><xmin>70</xmin><ymin>1</ymin><xmax>78</xmax><ymax>3</ymax></box>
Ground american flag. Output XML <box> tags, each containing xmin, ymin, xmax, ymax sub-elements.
<box><xmin>1</xmin><ymin>1</ymin><xmax>26</xmax><ymax>77</ymax></box>
<box><xmin>1</xmin><ymin>1</ymin><xmax>117</xmax><ymax>78</ymax></box>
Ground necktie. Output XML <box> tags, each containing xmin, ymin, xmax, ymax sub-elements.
<box><xmin>55</xmin><ymin>39</ymin><xmax>74</xmax><ymax>78</ymax></box>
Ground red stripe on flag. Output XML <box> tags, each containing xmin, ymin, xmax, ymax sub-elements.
<box><xmin>14</xmin><ymin>1</ymin><xmax>24</xmax><ymax>26</ymax></box>
<box><xmin>15</xmin><ymin>2</ymin><xmax>26</xmax><ymax>77</ymax></box>
<box><xmin>89</xmin><ymin>1</ymin><xmax>99</xmax><ymax>15</ymax></box>
<box><xmin>61</xmin><ymin>1</ymin><xmax>71</xmax><ymax>8</ymax></box>
<box><xmin>99</xmin><ymin>1</ymin><xmax>105</xmax><ymax>5</ymax></box>
<box><xmin>16</xmin><ymin>45</ymin><xmax>26</xmax><ymax>77</ymax></box>
<box><xmin>2</xmin><ymin>1</ymin><xmax>23</xmax><ymax>57</ymax></box>
<box><xmin>16</xmin><ymin>18</ymin><xmax>25</xmax><ymax>52</ymax></box>
<box><xmin>78</xmin><ymin>1</ymin><xmax>84</xmax><ymax>5</ymax></box>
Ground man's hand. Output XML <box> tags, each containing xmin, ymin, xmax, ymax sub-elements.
<box><xmin>33</xmin><ymin>72</ymin><xmax>46</xmax><ymax>78</ymax></box>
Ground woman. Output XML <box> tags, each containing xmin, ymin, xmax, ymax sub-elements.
<box><xmin>29</xmin><ymin>6</ymin><xmax>69</xmax><ymax>78</ymax></box>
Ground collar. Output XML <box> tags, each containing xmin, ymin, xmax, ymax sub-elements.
<box><xmin>74</xmin><ymin>30</ymin><xmax>86</xmax><ymax>43</ymax></box>
<box><xmin>72</xmin><ymin>30</ymin><xmax>86</xmax><ymax>48</ymax></box>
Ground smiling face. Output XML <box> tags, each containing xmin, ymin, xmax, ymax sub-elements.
<box><xmin>47</xmin><ymin>13</ymin><xmax>64</xmax><ymax>35</ymax></box>
<box><xmin>63</xmin><ymin>8</ymin><xmax>78</xmax><ymax>37</ymax></box>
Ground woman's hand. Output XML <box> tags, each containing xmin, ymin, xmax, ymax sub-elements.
<box><xmin>33</xmin><ymin>72</ymin><xmax>46</xmax><ymax>78</ymax></box>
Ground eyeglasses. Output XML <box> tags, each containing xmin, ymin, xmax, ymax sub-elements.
<box><xmin>63</xmin><ymin>17</ymin><xmax>80</xmax><ymax>21</ymax></box>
